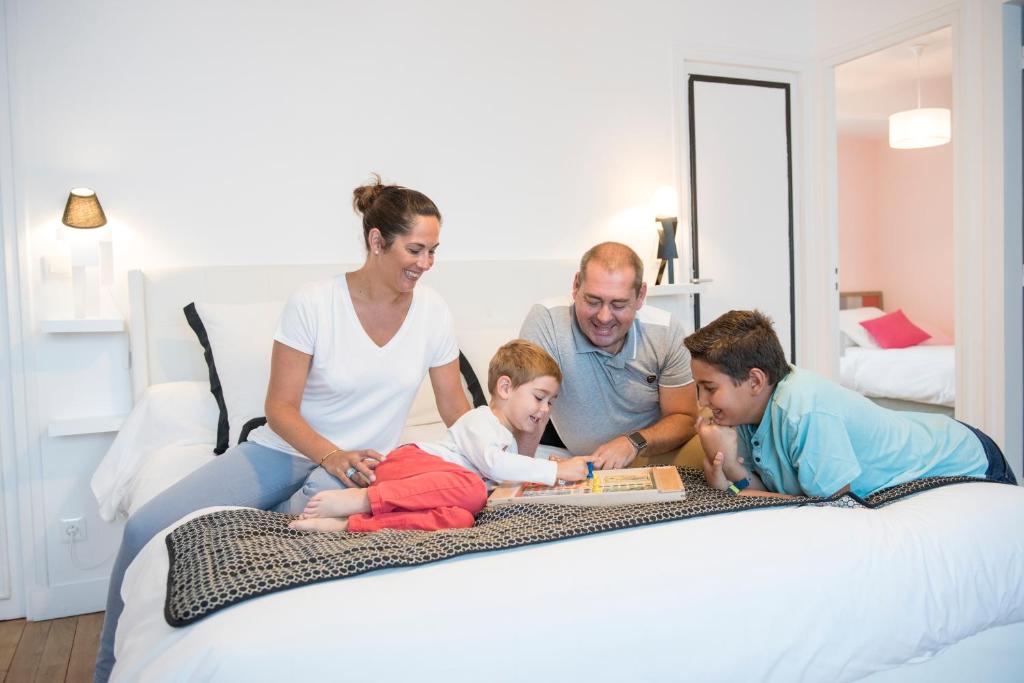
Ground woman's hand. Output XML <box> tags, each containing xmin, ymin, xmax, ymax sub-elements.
<box><xmin>323</xmin><ymin>449</ymin><xmax>382</xmax><ymax>488</ymax></box>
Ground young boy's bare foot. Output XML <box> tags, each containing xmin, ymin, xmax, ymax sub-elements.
<box><xmin>288</xmin><ymin>516</ymin><xmax>349</xmax><ymax>532</ymax></box>
<box><xmin>301</xmin><ymin>489</ymin><xmax>371</xmax><ymax>519</ymax></box>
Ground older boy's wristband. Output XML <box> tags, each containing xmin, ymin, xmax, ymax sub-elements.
<box><xmin>727</xmin><ymin>478</ymin><xmax>750</xmax><ymax>495</ymax></box>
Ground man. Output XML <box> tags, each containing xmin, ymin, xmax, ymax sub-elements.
<box><xmin>519</xmin><ymin>242</ymin><xmax>699</xmax><ymax>468</ymax></box>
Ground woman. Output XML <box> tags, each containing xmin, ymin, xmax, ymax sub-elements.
<box><xmin>94</xmin><ymin>177</ymin><xmax>471</xmax><ymax>682</ymax></box>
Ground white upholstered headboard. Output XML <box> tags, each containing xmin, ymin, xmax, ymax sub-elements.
<box><xmin>127</xmin><ymin>260</ymin><xmax>579</xmax><ymax>399</ymax></box>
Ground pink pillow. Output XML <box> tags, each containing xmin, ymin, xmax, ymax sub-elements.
<box><xmin>859</xmin><ymin>309</ymin><xmax>931</xmax><ymax>349</ymax></box>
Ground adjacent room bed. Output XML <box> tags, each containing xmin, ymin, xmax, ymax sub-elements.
<box><xmin>838</xmin><ymin>291</ymin><xmax>955</xmax><ymax>416</ymax></box>
<box><xmin>92</xmin><ymin>264</ymin><xmax>1024</xmax><ymax>682</ymax></box>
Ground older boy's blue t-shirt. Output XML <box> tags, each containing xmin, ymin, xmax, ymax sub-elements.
<box><xmin>736</xmin><ymin>367</ymin><xmax>987</xmax><ymax>497</ymax></box>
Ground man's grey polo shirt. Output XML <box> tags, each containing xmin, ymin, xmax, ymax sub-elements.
<box><xmin>519</xmin><ymin>299</ymin><xmax>693</xmax><ymax>455</ymax></box>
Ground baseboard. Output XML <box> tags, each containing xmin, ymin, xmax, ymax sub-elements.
<box><xmin>0</xmin><ymin>594</ymin><xmax>25</xmax><ymax>620</ymax></box>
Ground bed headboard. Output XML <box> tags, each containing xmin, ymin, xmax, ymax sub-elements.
<box><xmin>839</xmin><ymin>290</ymin><xmax>883</xmax><ymax>311</ymax></box>
<box><xmin>128</xmin><ymin>260</ymin><xmax>579</xmax><ymax>399</ymax></box>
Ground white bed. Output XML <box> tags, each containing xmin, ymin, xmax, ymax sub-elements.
<box><xmin>93</xmin><ymin>264</ymin><xmax>1024</xmax><ymax>682</ymax></box>
<box><xmin>838</xmin><ymin>292</ymin><xmax>955</xmax><ymax>416</ymax></box>
<box><xmin>840</xmin><ymin>345</ymin><xmax>955</xmax><ymax>408</ymax></box>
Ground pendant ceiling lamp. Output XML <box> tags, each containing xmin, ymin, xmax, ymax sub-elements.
<box><xmin>888</xmin><ymin>44</ymin><xmax>951</xmax><ymax>149</ymax></box>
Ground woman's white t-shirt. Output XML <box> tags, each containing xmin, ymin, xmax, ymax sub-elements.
<box><xmin>248</xmin><ymin>276</ymin><xmax>459</xmax><ymax>458</ymax></box>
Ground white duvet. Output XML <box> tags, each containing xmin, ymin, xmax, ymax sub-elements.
<box><xmin>839</xmin><ymin>345</ymin><xmax>955</xmax><ymax>407</ymax></box>
<box><xmin>112</xmin><ymin>482</ymin><xmax>1024</xmax><ymax>682</ymax></box>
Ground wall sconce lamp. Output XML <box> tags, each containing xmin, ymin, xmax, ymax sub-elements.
<box><xmin>652</xmin><ymin>187</ymin><xmax>679</xmax><ymax>285</ymax></box>
<box><xmin>62</xmin><ymin>187</ymin><xmax>107</xmax><ymax>229</ymax></box>
<box><xmin>61</xmin><ymin>188</ymin><xmax>111</xmax><ymax>318</ymax></box>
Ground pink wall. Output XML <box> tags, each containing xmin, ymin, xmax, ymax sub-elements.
<box><xmin>837</xmin><ymin>133</ymin><xmax>954</xmax><ymax>339</ymax></box>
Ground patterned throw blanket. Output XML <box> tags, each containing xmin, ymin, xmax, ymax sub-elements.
<box><xmin>164</xmin><ymin>468</ymin><xmax>984</xmax><ymax>627</ymax></box>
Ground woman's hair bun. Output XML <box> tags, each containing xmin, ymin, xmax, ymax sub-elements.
<box><xmin>352</xmin><ymin>173</ymin><xmax>388</xmax><ymax>215</ymax></box>
<box><xmin>351</xmin><ymin>173</ymin><xmax>442</xmax><ymax>251</ymax></box>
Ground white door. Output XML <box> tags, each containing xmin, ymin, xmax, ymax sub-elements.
<box><xmin>688</xmin><ymin>75</ymin><xmax>796</xmax><ymax>360</ymax></box>
<box><xmin>0</xmin><ymin>422</ymin><xmax>21</xmax><ymax>621</ymax></box>
<box><xmin>0</xmin><ymin>186</ymin><xmax>24</xmax><ymax>620</ymax></box>
<box><xmin>0</xmin><ymin>237</ymin><xmax>24</xmax><ymax>621</ymax></box>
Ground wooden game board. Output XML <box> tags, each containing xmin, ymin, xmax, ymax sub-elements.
<box><xmin>488</xmin><ymin>466</ymin><xmax>685</xmax><ymax>507</ymax></box>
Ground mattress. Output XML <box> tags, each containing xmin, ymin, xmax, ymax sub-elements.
<box><xmin>94</xmin><ymin>377</ymin><xmax>1024</xmax><ymax>682</ymax></box>
<box><xmin>111</xmin><ymin>480</ymin><xmax>1024</xmax><ymax>681</ymax></box>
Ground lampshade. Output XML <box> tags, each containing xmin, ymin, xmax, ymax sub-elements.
<box><xmin>888</xmin><ymin>107</ymin><xmax>951</xmax><ymax>149</ymax></box>
<box><xmin>888</xmin><ymin>44</ymin><xmax>951</xmax><ymax>150</ymax></box>
<box><xmin>62</xmin><ymin>188</ymin><xmax>107</xmax><ymax>229</ymax></box>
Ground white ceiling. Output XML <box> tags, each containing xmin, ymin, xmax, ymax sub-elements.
<box><xmin>835</xmin><ymin>27</ymin><xmax>952</xmax><ymax>138</ymax></box>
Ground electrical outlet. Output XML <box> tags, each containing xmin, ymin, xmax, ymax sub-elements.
<box><xmin>60</xmin><ymin>516</ymin><xmax>87</xmax><ymax>543</ymax></box>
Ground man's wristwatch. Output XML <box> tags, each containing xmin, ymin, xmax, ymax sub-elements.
<box><xmin>625</xmin><ymin>431</ymin><xmax>648</xmax><ymax>457</ymax></box>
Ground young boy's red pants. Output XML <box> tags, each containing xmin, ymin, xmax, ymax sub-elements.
<box><xmin>346</xmin><ymin>444</ymin><xmax>488</xmax><ymax>532</ymax></box>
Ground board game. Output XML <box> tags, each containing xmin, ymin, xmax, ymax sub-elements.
<box><xmin>487</xmin><ymin>466</ymin><xmax>685</xmax><ymax>507</ymax></box>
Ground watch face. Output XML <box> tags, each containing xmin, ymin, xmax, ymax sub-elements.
<box><xmin>629</xmin><ymin>432</ymin><xmax>647</xmax><ymax>451</ymax></box>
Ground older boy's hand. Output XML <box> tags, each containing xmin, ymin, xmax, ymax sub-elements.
<box><xmin>696</xmin><ymin>417</ymin><xmax>747</xmax><ymax>478</ymax></box>
<box><xmin>696</xmin><ymin>415</ymin><xmax>738</xmax><ymax>450</ymax></box>
<box><xmin>702</xmin><ymin>451</ymin><xmax>731</xmax><ymax>490</ymax></box>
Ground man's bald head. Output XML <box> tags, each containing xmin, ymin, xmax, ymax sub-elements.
<box><xmin>578</xmin><ymin>242</ymin><xmax>644</xmax><ymax>296</ymax></box>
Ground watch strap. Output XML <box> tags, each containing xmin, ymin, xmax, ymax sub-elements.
<box><xmin>626</xmin><ymin>431</ymin><xmax>647</xmax><ymax>455</ymax></box>
<box><xmin>727</xmin><ymin>477</ymin><xmax>751</xmax><ymax>495</ymax></box>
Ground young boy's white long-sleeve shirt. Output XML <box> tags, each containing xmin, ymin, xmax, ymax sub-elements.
<box><xmin>416</xmin><ymin>406</ymin><xmax>558</xmax><ymax>486</ymax></box>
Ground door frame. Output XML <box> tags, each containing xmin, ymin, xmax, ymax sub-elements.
<box><xmin>686</xmin><ymin>74</ymin><xmax>797</xmax><ymax>361</ymax></box>
<box><xmin>819</xmin><ymin>1</ymin><xmax>1021</xmax><ymax>475</ymax></box>
<box><xmin>0</xmin><ymin>0</ymin><xmax>26</xmax><ymax>620</ymax></box>
<box><xmin>999</xmin><ymin>1</ymin><xmax>1022</xmax><ymax>480</ymax></box>
<box><xmin>671</xmin><ymin>50</ymin><xmax>811</xmax><ymax>366</ymax></box>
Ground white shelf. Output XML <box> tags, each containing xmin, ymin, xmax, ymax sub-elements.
<box><xmin>40</xmin><ymin>317</ymin><xmax>124</xmax><ymax>333</ymax></box>
<box><xmin>48</xmin><ymin>415</ymin><xmax>126</xmax><ymax>437</ymax></box>
<box><xmin>646</xmin><ymin>283</ymin><xmax>705</xmax><ymax>296</ymax></box>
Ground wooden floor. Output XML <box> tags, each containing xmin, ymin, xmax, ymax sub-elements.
<box><xmin>0</xmin><ymin>613</ymin><xmax>101</xmax><ymax>683</ymax></box>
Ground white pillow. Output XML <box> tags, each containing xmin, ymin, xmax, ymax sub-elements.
<box><xmin>91</xmin><ymin>381</ymin><xmax>218</xmax><ymax>520</ymax></box>
<box><xmin>127</xmin><ymin>442</ymin><xmax>217</xmax><ymax>517</ymax></box>
<box><xmin>457</xmin><ymin>327</ymin><xmax>518</xmax><ymax>402</ymax></box>
<box><xmin>838</xmin><ymin>307</ymin><xmax>884</xmax><ymax>349</ymax></box>
<box><xmin>185</xmin><ymin>301</ymin><xmax>284</xmax><ymax>453</ymax></box>
<box><xmin>405</xmin><ymin>349</ymin><xmax>496</xmax><ymax>428</ymax></box>
<box><xmin>405</xmin><ymin>327</ymin><xmax>513</xmax><ymax>428</ymax></box>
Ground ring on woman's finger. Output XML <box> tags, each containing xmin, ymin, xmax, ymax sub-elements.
<box><xmin>344</xmin><ymin>466</ymin><xmax>357</xmax><ymax>479</ymax></box>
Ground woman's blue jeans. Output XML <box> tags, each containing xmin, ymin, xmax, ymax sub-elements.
<box><xmin>93</xmin><ymin>441</ymin><xmax>332</xmax><ymax>682</ymax></box>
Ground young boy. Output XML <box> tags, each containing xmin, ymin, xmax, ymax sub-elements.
<box><xmin>683</xmin><ymin>310</ymin><xmax>1017</xmax><ymax>499</ymax></box>
<box><xmin>289</xmin><ymin>340</ymin><xmax>592</xmax><ymax>532</ymax></box>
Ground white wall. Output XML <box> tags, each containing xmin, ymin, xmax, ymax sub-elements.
<box><xmin>15</xmin><ymin>0</ymin><xmax>818</xmax><ymax>273</ymax></box>
<box><xmin>5</xmin><ymin>0</ymin><xmax>818</xmax><ymax>617</ymax></box>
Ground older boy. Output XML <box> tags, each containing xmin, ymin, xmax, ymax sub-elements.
<box><xmin>290</xmin><ymin>340</ymin><xmax>592</xmax><ymax>531</ymax></box>
<box><xmin>684</xmin><ymin>310</ymin><xmax>1016</xmax><ymax>499</ymax></box>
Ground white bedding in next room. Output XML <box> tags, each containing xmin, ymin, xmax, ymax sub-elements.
<box><xmin>840</xmin><ymin>345</ymin><xmax>955</xmax><ymax>408</ymax></box>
